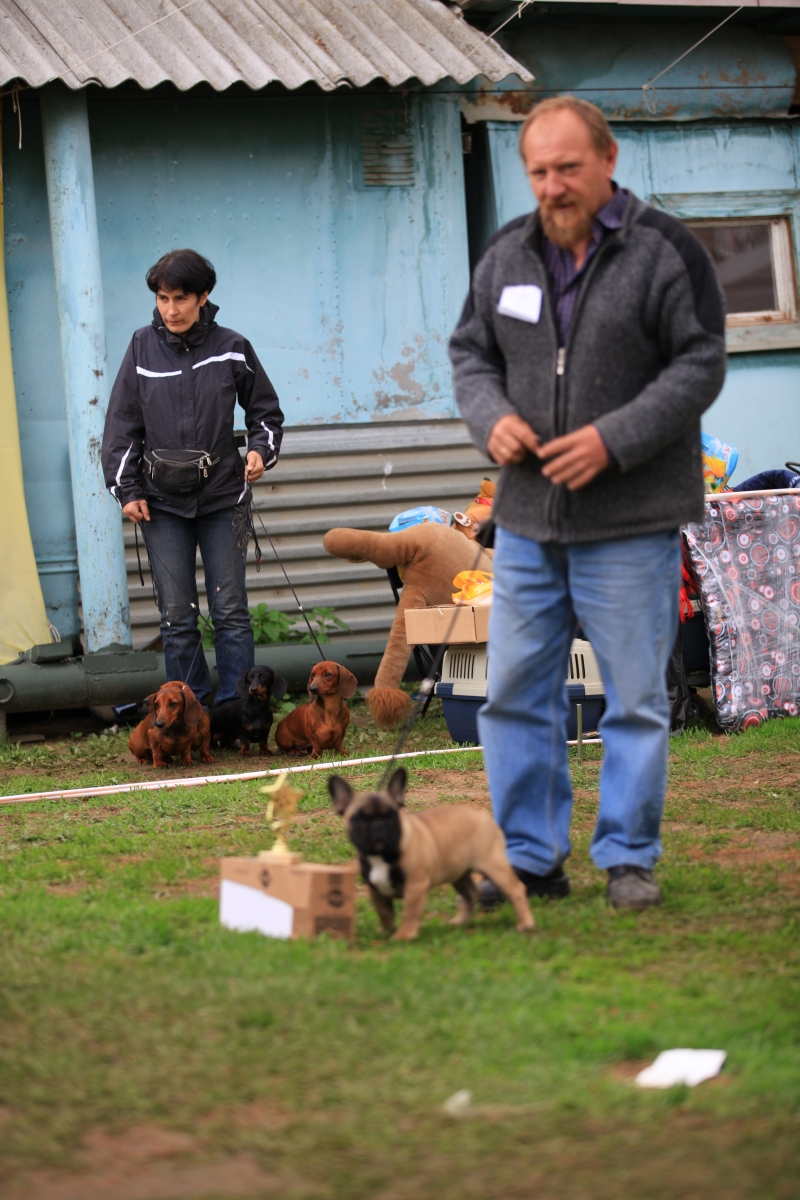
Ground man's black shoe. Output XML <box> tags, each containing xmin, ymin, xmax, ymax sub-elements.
<box><xmin>478</xmin><ymin>865</ymin><xmax>570</xmax><ymax>911</ymax></box>
<box><xmin>606</xmin><ymin>865</ymin><xmax>662</xmax><ymax>910</ymax></box>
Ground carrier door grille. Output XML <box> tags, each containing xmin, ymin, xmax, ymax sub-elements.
<box><xmin>448</xmin><ymin>651</ymin><xmax>476</xmax><ymax>681</ymax></box>
<box><xmin>568</xmin><ymin>652</ymin><xmax>586</xmax><ymax>681</ymax></box>
<box><xmin>361</xmin><ymin>107</ymin><xmax>414</xmax><ymax>187</ymax></box>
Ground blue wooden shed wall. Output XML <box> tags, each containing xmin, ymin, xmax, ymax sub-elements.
<box><xmin>482</xmin><ymin>118</ymin><xmax>800</xmax><ymax>483</ymax></box>
<box><xmin>2</xmin><ymin>86</ymin><xmax>470</xmax><ymax>632</ymax></box>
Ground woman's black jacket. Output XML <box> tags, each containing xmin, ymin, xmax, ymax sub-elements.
<box><xmin>101</xmin><ymin>302</ymin><xmax>284</xmax><ymax>517</ymax></box>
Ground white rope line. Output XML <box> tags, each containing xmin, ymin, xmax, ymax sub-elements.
<box><xmin>0</xmin><ymin>739</ymin><xmax>602</xmax><ymax>806</ymax></box>
<box><xmin>0</xmin><ymin>747</ymin><xmax>483</xmax><ymax>805</ymax></box>
<box><xmin>642</xmin><ymin>6</ymin><xmax>744</xmax><ymax>113</ymax></box>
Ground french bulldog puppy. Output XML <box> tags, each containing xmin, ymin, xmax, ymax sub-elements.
<box><xmin>328</xmin><ymin>768</ymin><xmax>535</xmax><ymax>941</ymax></box>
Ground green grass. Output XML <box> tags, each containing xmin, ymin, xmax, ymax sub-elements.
<box><xmin>0</xmin><ymin>707</ymin><xmax>798</xmax><ymax>1199</ymax></box>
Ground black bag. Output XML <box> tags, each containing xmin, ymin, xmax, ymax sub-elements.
<box><xmin>144</xmin><ymin>439</ymin><xmax>236</xmax><ymax>496</ymax></box>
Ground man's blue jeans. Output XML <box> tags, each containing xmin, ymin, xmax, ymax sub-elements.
<box><xmin>479</xmin><ymin>526</ymin><xmax>681</xmax><ymax>875</ymax></box>
<box><xmin>142</xmin><ymin>505</ymin><xmax>254</xmax><ymax>707</ymax></box>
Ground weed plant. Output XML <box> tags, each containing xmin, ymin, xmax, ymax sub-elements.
<box><xmin>202</xmin><ymin>604</ymin><xmax>350</xmax><ymax>648</ymax></box>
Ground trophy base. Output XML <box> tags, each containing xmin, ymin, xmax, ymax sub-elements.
<box><xmin>257</xmin><ymin>849</ymin><xmax>303</xmax><ymax>864</ymax></box>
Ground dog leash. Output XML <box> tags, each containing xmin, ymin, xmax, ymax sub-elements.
<box><xmin>377</xmin><ymin>524</ymin><xmax>494</xmax><ymax>789</ymax></box>
<box><xmin>245</xmin><ymin>487</ymin><xmax>326</xmax><ymax>660</ymax></box>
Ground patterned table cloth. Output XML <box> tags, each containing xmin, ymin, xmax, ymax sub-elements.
<box><xmin>684</xmin><ymin>492</ymin><xmax>800</xmax><ymax>730</ymax></box>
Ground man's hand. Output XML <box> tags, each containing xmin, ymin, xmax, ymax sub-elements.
<box><xmin>537</xmin><ymin>424</ymin><xmax>610</xmax><ymax>491</ymax></box>
<box><xmin>487</xmin><ymin>414</ymin><xmax>541</xmax><ymax>466</ymax></box>
<box><xmin>245</xmin><ymin>450</ymin><xmax>265</xmax><ymax>484</ymax></box>
<box><xmin>122</xmin><ymin>499</ymin><xmax>150</xmax><ymax>524</ymax></box>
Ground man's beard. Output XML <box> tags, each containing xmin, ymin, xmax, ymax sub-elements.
<box><xmin>540</xmin><ymin>197</ymin><xmax>594</xmax><ymax>249</ymax></box>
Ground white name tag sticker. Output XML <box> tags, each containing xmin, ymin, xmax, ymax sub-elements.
<box><xmin>497</xmin><ymin>284</ymin><xmax>542</xmax><ymax>325</ymax></box>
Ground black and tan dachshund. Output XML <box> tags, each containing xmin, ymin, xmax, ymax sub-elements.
<box><xmin>211</xmin><ymin>665</ymin><xmax>287</xmax><ymax>756</ymax></box>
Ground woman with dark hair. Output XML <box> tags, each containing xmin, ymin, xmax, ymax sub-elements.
<box><xmin>102</xmin><ymin>248</ymin><xmax>284</xmax><ymax>708</ymax></box>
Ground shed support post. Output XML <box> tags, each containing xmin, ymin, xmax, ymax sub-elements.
<box><xmin>40</xmin><ymin>84</ymin><xmax>131</xmax><ymax>652</ymax></box>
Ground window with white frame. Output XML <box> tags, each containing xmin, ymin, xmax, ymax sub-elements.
<box><xmin>652</xmin><ymin>192</ymin><xmax>800</xmax><ymax>352</ymax></box>
<box><xmin>687</xmin><ymin>217</ymin><xmax>797</xmax><ymax>327</ymax></box>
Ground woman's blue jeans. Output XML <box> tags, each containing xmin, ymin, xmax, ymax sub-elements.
<box><xmin>142</xmin><ymin>505</ymin><xmax>254</xmax><ymax>707</ymax></box>
<box><xmin>479</xmin><ymin>526</ymin><xmax>681</xmax><ymax>875</ymax></box>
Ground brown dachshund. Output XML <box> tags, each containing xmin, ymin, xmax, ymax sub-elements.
<box><xmin>129</xmin><ymin>681</ymin><xmax>214</xmax><ymax>768</ymax></box>
<box><xmin>274</xmin><ymin>661</ymin><xmax>358</xmax><ymax>758</ymax></box>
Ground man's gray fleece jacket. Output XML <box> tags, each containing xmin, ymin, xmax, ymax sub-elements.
<box><xmin>449</xmin><ymin>191</ymin><xmax>727</xmax><ymax>543</ymax></box>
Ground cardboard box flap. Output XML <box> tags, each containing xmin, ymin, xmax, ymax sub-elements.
<box><xmin>405</xmin><ymin>604</ymin><xmax>490</xmax><ymax>646</ymax></box>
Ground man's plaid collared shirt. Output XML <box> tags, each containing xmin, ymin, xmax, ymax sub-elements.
<box><xmin>542</xmin><ymin>185</ymin><xmax>628</xmax><ymax>345</ymax></box>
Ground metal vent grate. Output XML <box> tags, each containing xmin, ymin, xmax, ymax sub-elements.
<box><xmin>361</xmin><ymin>106</ymin><xmax>414</xmax><ymax>187</ymax></box>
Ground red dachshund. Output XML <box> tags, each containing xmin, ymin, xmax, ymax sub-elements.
<box><xmin>129</xmin><ymin>681</ymin><xmax>214</xmax><ymax>768</ymax></box>
<box><xmin>274</xmin><ymin>661</ymin><xmax>358</xmax><ymax>758</ymax></box>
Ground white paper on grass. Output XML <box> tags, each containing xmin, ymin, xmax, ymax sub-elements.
<box><xmin>219</xmin><ymin>879</ymin><xmax>293</xmax><ymax>940</ymax></box>
<box><xmin>497</xmin><ymin>285</ymin><xmax>542</xmax><ymax>324</ymax></box>
<box><xmin>635</xmin><ymin>1049</ymin><xmax>727</xmax><ymax>1089</ymax></box>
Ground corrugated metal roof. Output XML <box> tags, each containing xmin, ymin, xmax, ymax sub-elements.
<box><xmin>0</xmin><ymin>0</ymin><xmax>532</xmax><ymax>92</ymax></box>
<box><xmin>123</xmin><ymin>420</ymin><xmax>499</xmax><ymax>650</ymax></box>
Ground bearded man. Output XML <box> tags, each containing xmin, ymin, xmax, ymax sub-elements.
<box><xmin>449</xmin><ymin>96</ymin><xmax>726</xmax><ymax>910</ymax></box>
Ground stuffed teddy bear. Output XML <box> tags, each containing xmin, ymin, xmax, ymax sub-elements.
<box><xmin>322</xmin><ymin>523</ymin><xmax>493</xmax><ymax>729</ymax></box>
<box><xmin>453</xmin><ymin>477</ymin><xmax>496</xmax><ymax>539</ymax></box>
<box><xmin>464</xmin><ymin>477</ymin><xmax>495</xmax><ymax>525</ymax></box>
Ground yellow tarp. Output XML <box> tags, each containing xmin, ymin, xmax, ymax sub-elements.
<box><xmin>0</xmin><ymin>114</ymin><xmax>52</xmax><ymax>662</ymax></box>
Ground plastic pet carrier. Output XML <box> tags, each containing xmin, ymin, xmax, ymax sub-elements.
<box><xmin>434</xmin><ymin>639</ymin><xmax>605</xmax><ymax>745</ymax></box>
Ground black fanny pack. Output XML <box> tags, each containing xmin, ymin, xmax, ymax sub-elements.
<box><xmin>144</xmin><ymin>439</ymin><xmax>237</xmax><ymax>496</ymax></box>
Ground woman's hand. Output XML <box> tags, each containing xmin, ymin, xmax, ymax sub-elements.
<box><xmin>245</xmin><ymin>451</ymin><xmax>265</xmax><ymax>484</ymax></box>
<box><xmin>122</xmin><ymin>500</ymin><xmax>150</xmax><ymax>524</ymax></box>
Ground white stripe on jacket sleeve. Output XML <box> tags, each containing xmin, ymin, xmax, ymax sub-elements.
<box><xmin>136</xmin><ymin>366</ymin><xmax>182</xmax><ymax>378</ymax></box>
<box><xmin>110</xmin><ymin>441</ymin><xmax>134</xmax><ymax>505</ymax></box>
<box><xmin>192</xmin><ymin>352</ymin><xmax>253</xmax><ymax>373</ymax></box>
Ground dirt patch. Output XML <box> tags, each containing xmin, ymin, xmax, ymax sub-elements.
<box><xmin>2</xmin><ymin>1123</ymin><xmax>297</xmax><ymax>1200</ymax></box>
<box><xmin>686</xmin><ymin>830</ymin><xmax>799</xmax><ymax>867</ymax></box>
<box><xmin>124</xmin><ymin>754</ymin><xmax>274</xmax><ymax>776</ymax></box>
<box><xmin>682</xmin><ymin>831</ymin><xmax>800</xmax><ymax>893</ymax></box>
<box><xmin>197</xmin><ymin>1099</ymin><xmax>293</xmax><ymax>1131</ymax></box>
<box><xmin>671</xmin><ymin>757</ymin><xmax>800</xmax><ymax>792</ymax></box>
<box><xmin>45</xmin><ymin>881</ymin><xmax>89</xmax><ymax>896</ymax></box>
<box><xmin>404</xmin><ymin>770</ymin><xmax>491</xmax><ymax>810</ymax></box>
<box><xmin>609</xmin><ymin>1060</ymin><xmax>651</xmax><ymax>1082</ymax></box>
<box><xmin>154</xmin><ymin>877</ymin><xmax>220</xmax><ymax>899</ymax></box>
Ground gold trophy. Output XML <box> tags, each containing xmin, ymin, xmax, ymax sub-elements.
<box><xmin>258</xmin><ymin>773</ymin><xmax>304</xmax><ymax>863</ymax></box>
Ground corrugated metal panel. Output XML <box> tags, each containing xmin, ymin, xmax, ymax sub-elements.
<box><xmin>0</xmin><ymin>0</ymin><xmax>532</xmax><ymax>92</ymax></box>
<box><xmin>124</xmin><ymin>419</ymin><xmax>498</xmax><ymax>650</ymax></box>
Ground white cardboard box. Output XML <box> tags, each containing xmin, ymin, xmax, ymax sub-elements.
<box><xmin>220</xmin><ymin>857</ymin><xmax>358</xmax><ymax>941</ymax></box>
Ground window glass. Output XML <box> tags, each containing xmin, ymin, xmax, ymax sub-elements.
<box><xmin>690</xmin><ymin>222</ymin><xmax>776</xmax><ymax>314</ymax></box>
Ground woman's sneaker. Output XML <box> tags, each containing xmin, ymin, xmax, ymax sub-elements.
<box><xmin>606</xmin><ymin>865</ymin><xmax>662</xmax><ymax>910</ymax></box>
<box><xmin>478</xmin><ymin>865</ymin><xmax>570</xmax><ymax>910</ymax></box>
